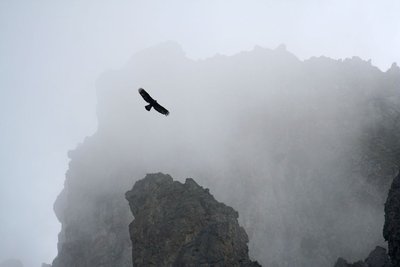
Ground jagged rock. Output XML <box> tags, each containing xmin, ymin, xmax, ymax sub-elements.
<box><xmin>0</xmin><ymin>259</ymin><xmax>23</xmax><ymax>267</ymax></box>
<box><xmin>365</xmin><ymin>247</ymin><xmax>391</xmax><ymax>267</ymax></box>
<box><xmin>334</xmin><ymin>258</ymin><xmax>367</xmax><ymax>267</ymax></box>
<box><xmin>384</xmin><ymin>172</ymin><xmax>400</xmax><ymax>266</ymax></box>
<box><xmin>334</xmin><ymin>258</ymin><xmax>350</xmax><ymax>267</ymax></box>
<box><xmin>333</xmin><ymin>246</ymin><xmax>391</xmax><ymax>267</ymax></box>
<box><xmin>125</xmin><ymin>173</ymin><xmax>261</xmax><ymax>267</ymax></box>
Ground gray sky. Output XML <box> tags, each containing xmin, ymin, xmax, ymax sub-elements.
<box><xmin>0</xmin><ymin>0</ymin><xmax>399</xmax><ymax>265</ymax></box>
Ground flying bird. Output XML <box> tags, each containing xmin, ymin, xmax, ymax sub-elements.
<box><xmin>138</xmin><ymin>88</ymin><xmax>169</xmax><ymax>116</ymax></box>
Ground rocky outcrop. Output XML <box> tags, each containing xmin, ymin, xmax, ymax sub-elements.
<box><xmin>334</xmin><ymin>258</ymin><xmax>366</xmax><ymax>267</ymax></box>
<box><xmin>125</xmin><ymin>173</ymin><xmax>261</xmax><ymax>267</ymax></box>
<box><xmin>333</xmin><ymin>246</ymin><xmax>391</xmax><ymax>267</ymax></box>
<box><xmin>51</xmin><ymin>140</ymin><xmax>134</xmax><ymax>267</ymax></box>
<box><xmin>384</xmin><ymin>172</ymin><xmax>400</xmax><ymax>266</ymax></box>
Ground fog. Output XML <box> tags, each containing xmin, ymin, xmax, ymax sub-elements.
<box><xmin>81</xmin><ymin>44</ymin><xmax>398</xmax><ymax>266</ymax></box>
<box><xmin>1</xmin><ymin>0</ymin><xmax>399</xmax><ymax>266</ymax></box>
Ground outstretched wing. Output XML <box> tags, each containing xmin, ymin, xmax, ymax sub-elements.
<box><xmin>138</xmin><ymin>88</ymin><xmax>154</xmax><ymax>103</ymax></box>
<box><xmin>153</xmin><ymin>102</ymin><xmax>169</xmax><ymax>116</ymax></box>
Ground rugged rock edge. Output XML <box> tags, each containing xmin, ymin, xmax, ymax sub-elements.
<box><xmin>125</xmin><ymin>173</ymin><xmax>261</xmax><ymax>267</ymax></box>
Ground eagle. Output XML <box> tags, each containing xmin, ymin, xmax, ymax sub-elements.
<box><xmin>138</xmin><ymin>88</ymin><xmax>169</xmax><ymax>116</ymax></box>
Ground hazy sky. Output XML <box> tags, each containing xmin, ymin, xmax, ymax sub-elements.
<box><xmin>0</xmin><ymin>0</ymin><xmax>399</xmax><ymax>265</ymax></box>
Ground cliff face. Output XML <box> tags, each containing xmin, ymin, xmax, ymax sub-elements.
<box><xmin>51</xmin><ymin>138</ymin><xmax>134</xmax><ymax>267</ymax></box>
<box><xmin>125</xmin><ymin>173</ymin><xmax>260</xmax><ymax>267</ymax></box>
<box><xmin>384</xmin><ymin>172</ymin><xmax>400</xmax><ymax>266</ymax></box>
<box><xmin>333</xmin><ymin>172</ymin><xmax>400</xmax><ymax>267</ymax></box>
<box><xmin>52</xmin><ymin>42</ymin><xmax>400</xmax><ymax>266</ymax></box>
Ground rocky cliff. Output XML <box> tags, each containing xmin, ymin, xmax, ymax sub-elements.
<box><xmin>384</xmin><ymin>172</ymin><xmax>400</xmax><ymax>266</ymax></box>
<box><xmin>125</xmin><ymin>173</ymin><xmax>261</xmax><ymax>267</ymax></box>
<box><xmin>333</xmin><ymin>246</ymin><xmax>391</xmax><ymax>267</ymax></box>
<box><xmin>51</xmin><ymin>42</ymin><xmax>400</xmax><ymax>266</ymax></box>
<box><xmin>51</xmin><ymin>139</ymin><xmax>134</xmax><ymax>267</ymax></box>
<box><xmin>333</xmin><ymin>172</ymin><xmax>400</xmax><ymax>267</ymax></box>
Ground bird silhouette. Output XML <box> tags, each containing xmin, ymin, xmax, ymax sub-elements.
<box><xmin>138</xmin><ymin>88</ymin><xmax>169</xmax><ymax>116</ymax></box>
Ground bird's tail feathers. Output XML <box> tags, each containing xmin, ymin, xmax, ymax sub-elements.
<box><xmin>145</xmin><ymin>104</ymin><xmax>152</xmax><ymax>111</ymax></box>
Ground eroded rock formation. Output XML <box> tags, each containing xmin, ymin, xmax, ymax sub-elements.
<box><xmin>384</xmin><ymin>172</ymin><xmax>400</xmax><ymax>266</ymax></box>
<box><xmin>333</xmin><ymin>246</ymin><xmax>391</xmax><ymax>267</ymax></box>
<box><xmin>125</xmin><ymin>173</ymin><xmax>261</xmax><ymax>267</ymax></box>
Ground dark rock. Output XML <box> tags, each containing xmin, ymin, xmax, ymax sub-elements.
<box><xmin>125</xmin><ymin>173</ymin><xmax>261</xmax><ymax>267</ymax></box>
<box><xmin>365</xmin><ymin>246</ymin><xmax>391</xmax><ymax>267</ymax></box>
<box><xmin>333</xmin><ymin>246</ymin><xmax>391</xmax><ymax>267</ymax></box>
<box><xmin>333</xmin><ymin>257</ymin><xmax>367</xmax><ymax>267</ymax></box>
<box><xmin>0</xmin><ymin>259</ymin><xmax>23</xmax><ymax>267</ymax></box>
<box><xmin>384</xmin><ymin>172</ymin><xmax>400</xmax><ymax>266</ymax></box>
<box><xmin>334</xmin><ymin>258</ymin><xmax>345</xmax><ymax>267</ymax></box>
<box><xmin>334</xmin><ymin>258</ymin><xmax>352</xmax><ymax>267</ymax></box>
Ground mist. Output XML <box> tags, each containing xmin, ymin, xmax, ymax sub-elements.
<box><xmin>1</xmin><ymin>1</ymin><xmax>399</xmax><ymax>266</ymax></box>
<box><xmin>76</xmin><ymin>43</ymin><xmax>397</xmax><ymax>266</ymax></box>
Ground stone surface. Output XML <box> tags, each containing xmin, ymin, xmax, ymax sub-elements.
<box><xmin>384</xmin><ymin>172</ymin><xmax>400</xmax><ymax>266</ymax></box>
<box><xmin>365</xmin><ymin>247</ymin><xmax>391</xmax><ymax>267</ymax></box>
<box><xmin>125</xmin><ymin>173</ymin><xmax>261</xmax><ymax>267</ymax></box>
<box><xmin>334</xmin><ymin>258</ymin><xmax>367</xmax><ymax>267</ymax></box>
<box><xmin>333</xmin><ymin>246</ymin><xmax>391</xmax><ymax>267</ymax></box>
